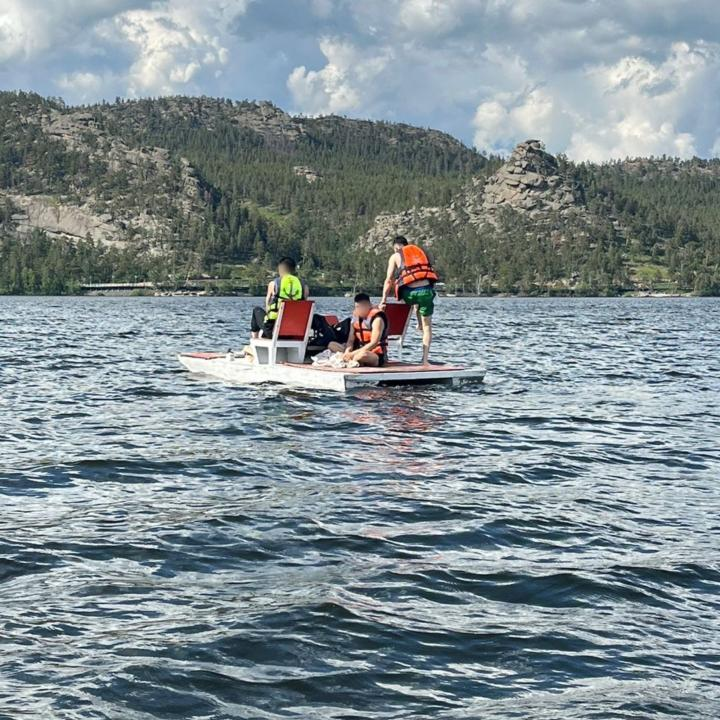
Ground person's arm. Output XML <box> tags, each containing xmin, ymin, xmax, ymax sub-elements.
<box><xmin>302</xmin><ymin>282</ymin><xmax>310</xmax><ymax>299</ymax></box>
<box><xmin>341</xmin><ymin>319</ymin><xmax>357</xmax><ymax>359</ymax></box>
<box><xmin>264</xmin><ymin>281</ymin><xmax>274</xmax><ymax>311</ymax></box>
<box><xmin>350</xmin><ymin>317</ymin><xmax>384</xmax><ymax>359</ymax></box>
<box><xmin>342</xmin><ymin>327</ymin><xmax>356</xmax><ymax>359</ymax></box>
<box><xmin>379</xmin><ymin>255</ymin><xmax>398</xmax><ymax>308</ymax></box>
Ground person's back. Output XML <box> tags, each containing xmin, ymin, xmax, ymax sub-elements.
<box><xmin>265</xmin><ymin>273</ymin><xmax>303</xmax><ymax>323</ymax></box>
<box><xmin>396</xmin><ymin>243</ymin><xmax>438</xmax><ymax>293</ymax></box>
<box><xmin>250</xmin><ymin>257</ymin><xmax>308</xmax><ymax>339</ymax></box>
<box><xmin>380</xmin><ymin>236</ymin><xmax>438</xmax><ymax>364</ymax></box>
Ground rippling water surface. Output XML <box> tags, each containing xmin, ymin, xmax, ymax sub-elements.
<box><xmin>1</xmin><ymin>296</ymin><xmax>719</xmax><ymax>719</ymax></box>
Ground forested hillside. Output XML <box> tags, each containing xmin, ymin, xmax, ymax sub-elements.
<box><xmin>362</xmin><ymin>140</ymin><xmax>720</xmax><ymax>296</ymax></box>
<box><xmin>569</xmin><ymin>159</ymin><xmax>720</xmax><ymax>294</ymax></box>
<box><xmin>1</xmin><ymin>91</ymin><xmax>719</xmax><ymax>295</ymax></box>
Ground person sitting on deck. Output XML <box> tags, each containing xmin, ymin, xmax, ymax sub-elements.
<box><xmin>379</xmin><ymin>236</ymin><xmax>438</xmax><ymax>365</ymax></box>
<box><xmin>251</xmin><ymin>257</ymin><xmax>309</xmax><ymax>338</ymax></box>
<box><xmin>328</xmin><ymin>293</ymin><xmax>388</xmax><ymax>367</ymax></box>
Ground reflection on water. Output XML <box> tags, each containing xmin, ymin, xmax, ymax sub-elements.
<box><xmin>1</xmin><ymin>296</ymin><xmax>719</xmax><ymax>719</ymax></box>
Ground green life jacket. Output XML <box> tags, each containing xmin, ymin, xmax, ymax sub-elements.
<box><xmin>265</xmin><ymin>274</ymin><xmax>303</xmax><ymax>322</ymax></box>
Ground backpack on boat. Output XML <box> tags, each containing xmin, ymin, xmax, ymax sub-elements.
<box><xmin>332</xmin><ymin>318</ymin><xmax>351</xmax><ymax>345</ymax></box>
<box><xmin>309</xmin><ymin>314</ymin><xmax>337</xmax><ymax>348</ymax></box>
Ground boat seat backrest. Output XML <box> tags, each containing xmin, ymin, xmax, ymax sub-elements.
<box><xmin>276</xmin><ymin>300</ymin><xmax>314</xmax><ymax>341</ymax></box>
<box><xmin>384</xmin><ymin>302</ymin><xmax>412</xmax><ymax>338</ymax></box>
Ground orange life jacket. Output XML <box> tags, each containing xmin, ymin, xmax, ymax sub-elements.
<box><xmin>352</xmin><ymin>308</ymin><xmax>388</xmax><ymax>356</ymax></box>
<box><xmin>395</xmin><ymin>244</ymin><xmax>438</xmax><ymax>298</ymax></box>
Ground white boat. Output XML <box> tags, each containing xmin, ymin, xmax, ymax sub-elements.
<box><xmin>178</xmin><ymin>352</ymin><xmax>484</xmax><ymax>392</ymax></box>
<box><xmin>178</xmin><ymin>300</ymin><xmax>484</xmax><ymax>392</ymax></box>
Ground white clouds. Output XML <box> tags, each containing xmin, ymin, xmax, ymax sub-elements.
<box><xmin>285</xmin><ymin>0</ymin><xmax>720</xmax><ymax>158</ymax></box>
<box><xmin>0</xmin><ymin>0</ymin><xmax>247</xmax><ymax>101</ymax></box>
<box><xmin>0</xmin><ymin>0</ymin><xmax>148</xmax><ymax>63</ymax></box>
<box><xmin>56</xmin><ymin>71</ymin><xmax>107</xmax><ymax>102</ymax></box>
<box><xmin>397</xmin><ymin>0</ymin><xmax>462</xmax><ymax>36</ymax></box>
<box><xmin>106</xmin><ymin>5</ymin><xmax>230</xmax><ymax>96</ymax></box>
<box><xmin>0</xmin><ymin>2</ymin><xmax>32</xmax><ymax>63</ymax></box>
<box><xmin>473</xmin><ymin>88</ymin><xmax>567</xmax><ymax>155</ymax></box>
<box><xmin>5</xmin><ymin>0</ymin><xmax>720</xmax><ymax>159</ymax></box>
<box><xmin>471</xmin><ymin>41</ymin><xmax>720</xmax><ymax>160</ymax></box>
<box><xmin>472</xmin><ymin>100</ymin><xmax>509</xmax><ymax>152</ymax></box>
<box><xmin>566</xmin><ymin>41</ymin><xmax>719</xmax><ymax>159</ymax></box>
<box><xmin>287</xmin><ymin>38</ymin><xmax>391</xmax><ymax>115</ymax></box>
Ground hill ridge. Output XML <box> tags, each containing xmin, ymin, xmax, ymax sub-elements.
<box><xmin>1</xmin><ymin>91</ymin><xmax>719</xmax><ymax>295</ymax></box>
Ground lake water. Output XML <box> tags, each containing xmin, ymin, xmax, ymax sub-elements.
<box><xmin>1</xmin><ymin>296</ymin><xmax>719</xmax><ymax>719</ymax></box>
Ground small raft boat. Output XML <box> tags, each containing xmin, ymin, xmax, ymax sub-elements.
<box><xmin>177</xmin><ymin>300</ymin><xmax>484</xmax><ymax>392</ymax></box>
<box><xmin>178</xmin><ymin>352</ymin><xmax>484</xmax><ymax>392</ymax></box>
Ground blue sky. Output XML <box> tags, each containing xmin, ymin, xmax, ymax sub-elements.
<box><xmin>2</xmin><ymin>0</ymin><xmax>720</xmax><ymax>159</ymax></box>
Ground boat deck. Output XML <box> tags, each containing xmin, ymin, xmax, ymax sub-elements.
<box><xmin>284</xmin><ymin>361</ymin><xmax>466</xmax><ymax>374</ymax></box>
<box><xmin>178</xmin><ymin>353</ymin><xmax>484</xmax><ymax>391</ymax></box>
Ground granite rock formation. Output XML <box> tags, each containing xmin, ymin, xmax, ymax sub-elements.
<box><xmin>360</xmin><ymin>140</ymin><xmax>588</xmax><ymax>252</ymax></box>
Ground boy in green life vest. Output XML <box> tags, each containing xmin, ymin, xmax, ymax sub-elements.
<box><xmin>250</xmin><ymin>257</ymin><xmax>309</xmax><ymax>338</ymax></box>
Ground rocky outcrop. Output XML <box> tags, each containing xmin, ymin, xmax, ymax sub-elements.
<box><xmin>237</xmin><ymin>101</ymin><xmax>306</xmax><ymax>142</ymax></box>
<box><xmin>8</xmin><ymin>194</ymin><xmax>121</xmax><ymax>244</ymax></box>
<box><xmin>293</xmin><ymin>165</ymin><xmax>322</xmax><ymax>183</ymax></box>
<box><xmin>5</xmin><ymin>190</ymin><xmax>187</xmax><ymax>247</ymax></box>
<box><xmin>474</xmin><ymin>140</ymin><xmax>580</xmax><ymax>218</ymax></box>
<box><xmin>4</xmin><ymin>107</ymin><xmax>208</xmax><ymax>246</ymax></box>
<box><xmin>44</xmin><ymin>111</ymin><xmax>100</xmax><ymax>149</ymax></box>
<box><xmin>620</xmin><ymin>157</ymin><xmax>720</xmax><ymax>179</ymax></box>
<box><xmin>361</xmin><ymin>207</ymin><xmax>444</xmax><ymax>252</ymax></box>
<box><xmin>360</xmin><ymin>139</ymin><xmax>588</xmax><ymax>251</ymax></box>
<box><xmin>104</xmin><ymin>97</ymin><xmax>306</xmax><ymax>146</ymax></box>
<box><xmin>42</xmin><ymin>108</ymin><xmax>201</xmax><ymax>201</ymax></box>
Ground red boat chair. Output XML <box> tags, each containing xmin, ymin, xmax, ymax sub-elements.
<box><xmin>251</xmin><ymin>300</ymin><xmax>315</xmax><ymax>365</ymax></box>
<box><xmin>384</xmin><ymin>302</ymin><xmax>413</xmax><ymax>360</ymax></box>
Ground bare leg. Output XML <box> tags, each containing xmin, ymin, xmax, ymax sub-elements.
<box><xmin>420</xmin><ymin>315</ymin><xmax>432</xmax><ymax>365</ymax></box>
<box><xmin>353</xmin><ymin>350</ymin><xmax>380</xmax><ymax>367</ymax></box>
<box><xmin>327</xmin><ymin>341</ymin><xmax>346</xmax><ymax>353</ymax></box>
<box><xmin>415</xmin><ymin>306</ymin><xmax>422</xmax><ymax>331</ymax></box>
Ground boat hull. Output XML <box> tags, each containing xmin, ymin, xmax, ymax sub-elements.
<box><xmin>178</xmin><ymin>353</ymin><xmax>484</xmax><ymax>392</ymax></box>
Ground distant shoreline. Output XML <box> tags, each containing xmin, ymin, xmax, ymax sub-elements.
<box><xmin>0</xmin><ymin>291</ymin><xmax>707</xmax><ymax>299</ymax></box>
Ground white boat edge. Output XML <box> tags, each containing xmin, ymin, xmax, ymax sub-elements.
<box><xmin>177</xmin><ymin>353</ymin><xmax>485</xmax><ymax>392</ymax></box>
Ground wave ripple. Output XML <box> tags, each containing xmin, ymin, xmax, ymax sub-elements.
<box><xmin>1</xmin><ymin>296</ymin><xmax>719</xmax><ymax>719</ymax></box>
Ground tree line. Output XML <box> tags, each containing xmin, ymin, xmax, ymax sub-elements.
<box><xmin>1</xmin><ymin>91</ymin><xmax>719</xmax><ymax>295</ymax></box>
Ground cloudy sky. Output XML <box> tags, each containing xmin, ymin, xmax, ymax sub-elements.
<box><xmin>2</xmin><ymin>0</ymin><xmax>720</xmax><ymax>159</ymax></box>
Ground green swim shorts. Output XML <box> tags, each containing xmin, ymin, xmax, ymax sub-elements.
<box><xmin>400</xmin><ymin>286</ymin><xmax>435</xmax><ymax>317</ymax></box>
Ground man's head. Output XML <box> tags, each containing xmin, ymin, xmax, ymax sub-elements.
<box><xmin>277</xmin><ymin>257</ymin><xmax>297</xmax><ymax>276</ymax></box>
<box><xmin>353</xmin><ymin>292</ymin><xmax>373</xmax><ymax>319</ymax></box>
<box><xmin>393</xmin><ymin>236</ymin><xmax>408</xmax><ymax>253</ymax></box>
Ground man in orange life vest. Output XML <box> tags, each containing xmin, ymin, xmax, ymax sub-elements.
<box><xmin>328</xmin><ymin>293</ymin><xmax>388</xmax><ymax>367</ymax></box>
<box><xmin>379</xmin><ymin>236</ymin><xmax>438</xmax><ymax>365</ymax></box>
